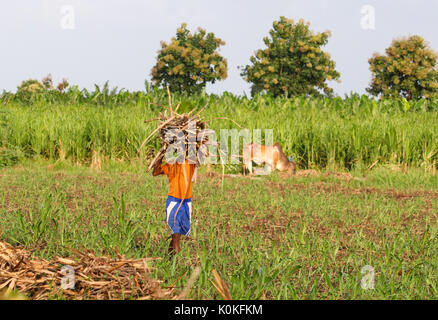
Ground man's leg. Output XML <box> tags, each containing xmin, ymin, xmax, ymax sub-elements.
<box><xmin>167</xmin><ymin>198</ymin><xmax>191</xmax><ymax>255</ymax></box>
<box><xmin>169</xmin><ymin>233</ymin><xmax>181</xmax><ymax>254</ymax></box>
<box><xmin>168</xmin><ymin>236</ymin><xmax>173</xmax><ymax>254</ymax></box>
<box><xmin>166</xmin><ymin>196</ymin><xmax>181</xmax><ymax>255</ymax></box>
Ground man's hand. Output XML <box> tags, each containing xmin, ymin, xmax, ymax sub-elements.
<box><xmin>152</xmin><ymin>153</ymin><xmax>165</xmax><ymax>176</ymax></box>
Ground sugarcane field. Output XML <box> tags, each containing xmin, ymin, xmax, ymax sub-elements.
<box><xmin>1</xmin><ymin>1</ymin><xmax>438</xmax><ymax>303</ymax></box>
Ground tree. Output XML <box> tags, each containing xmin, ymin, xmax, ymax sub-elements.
<box><xmin>240</xmin><ymin>17</ymin><xmax>340</xmax><ymax>97</ymax></box>
<box><xmin>151</xmin><ymin>23</ymin><xmax>228</xmax><ymax>94</ymax></box>
<box><xmin>16</xmin><ymin>79</ymin><xmax>46</xmax><ymax>101</ymax></box>
<box><xmin>367</xmin><ymin>35</ymin><xmax>438</xmax><ymax>100</ymax></box>
<box><xmin>15</xmin><ymin>75</ymin><xmax>70</xmax><ymax>103</ymax></box>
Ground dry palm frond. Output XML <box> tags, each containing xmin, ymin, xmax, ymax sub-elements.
<box><xmin>0</xmin><ymin>240</ymin><xmax>171</xmax><ymax>300</ymax></box>
<box><xmin>211</xmin><ymin>269</ymin><xmax>232</xmax><ymax>300</ymax></box>
<box><xmin>141</xmin><ymin>87</ymin><xmax>211</xmax><ymax>171</ymax></box>
<box><xmin>176</xmin><ymin>266</ymin><xmax>201</xmax><ymax>300</ymax></box>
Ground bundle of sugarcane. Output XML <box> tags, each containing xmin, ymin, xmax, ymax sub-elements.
<box><xmin>141</xmin><ymin>88</ymin><xmax>213</xmax><ymax>171</ymax></box>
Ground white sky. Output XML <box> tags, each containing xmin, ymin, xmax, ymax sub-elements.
<box><xmin>1</xmin><ymin>0</ymin><xmax>437</xmax><ymax>96</ymax></box>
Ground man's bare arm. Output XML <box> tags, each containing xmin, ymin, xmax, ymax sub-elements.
<box><xmin>152</xmin><ymin>154</ymin><xmax>165</xmax><ymax>176</ymax></box>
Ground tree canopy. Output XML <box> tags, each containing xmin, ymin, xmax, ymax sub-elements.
<box><xmin>240</xmin><ymin>17</ymin><xmax>340</xmax><ymax>97</ymax></box>
<box><xmin>151</xmin><ymin>23</ymin><xmax>228</xmax><ymax>94</ymax></box>
<box><xmin>367</xmin><ymin>35</ymin><xmax>438</xmax><ymax>100</ymax></box>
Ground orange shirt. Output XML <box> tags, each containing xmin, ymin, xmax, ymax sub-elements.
<box><xmin>161</xmin><ymin>161</ymin><xmax>196</xmax><ymax>199</ymax></box>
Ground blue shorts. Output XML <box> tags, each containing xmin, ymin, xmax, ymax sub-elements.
<box><xmin>165</xmin><ymin>196</ymin><xmax>192</xmax><ymax>236</ymax></box>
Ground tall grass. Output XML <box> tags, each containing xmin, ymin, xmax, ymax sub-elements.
<box><xmin>1</xmin><ymin>90</ymin><xmax>438</xmax><ymax>170</ymax></box>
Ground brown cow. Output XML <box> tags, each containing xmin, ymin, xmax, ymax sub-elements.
<box><xmin>243</xmin><ymin>142</ymin><xmax>296</xmax><ymax>176</ymax></box>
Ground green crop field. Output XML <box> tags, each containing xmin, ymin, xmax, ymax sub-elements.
<box><xmin>1</xmin><ymin>91</ymin><xmax>438</xmax><ymax>171</ymax></box>
<box><xmin>1</xmin><ymin>91</ymin><xmax>438</xmax><ymax>299</ymax></box>
<box><xmin>0</xmin><ymin>159</ymin><xmax>437</xmax><ymax>299</ymax></box>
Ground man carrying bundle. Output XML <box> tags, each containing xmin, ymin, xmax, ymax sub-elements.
<box><xmin>152</xmin><ymin>151</ymin><xmax>196</xmax><ymax>255</ymax></box>
<box><xmin>145</xmin><ymin>90</ymin><xmax>209</xmax><ymax>255</ymax></box>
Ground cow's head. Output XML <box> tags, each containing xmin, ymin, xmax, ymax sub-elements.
<box><xmin>287</xmin><ymin>155</ymin><xmax>296</xmax><ymax>175</ymax></box>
